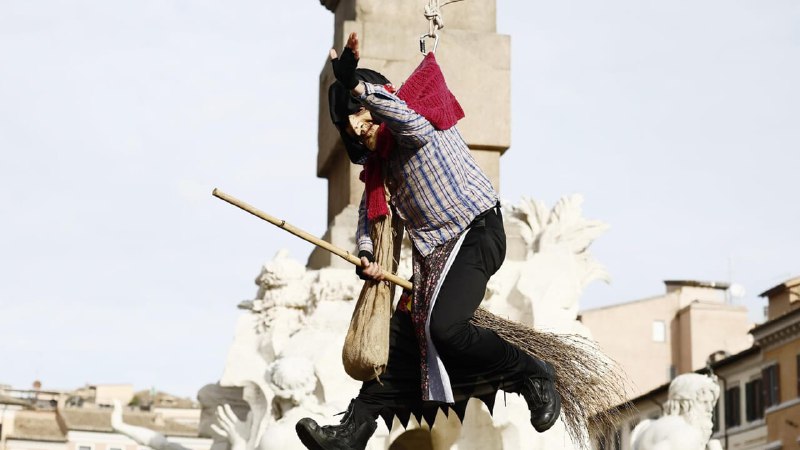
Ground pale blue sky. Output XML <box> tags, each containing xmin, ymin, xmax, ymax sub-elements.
<box><xmin>1</xmin><ymin>1</ymin><xmax>798</xmax><ymax>398</ymax></box>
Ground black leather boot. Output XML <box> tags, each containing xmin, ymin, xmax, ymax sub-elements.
<box><xmin>295</xmin><ymin>400</ymin><xmax>377</xmax><ymax>450</ymax></box>
<box><xmin>519</xmin><ymin>361</ymin><xmax>561</xmax><ymax>432</ymax></box>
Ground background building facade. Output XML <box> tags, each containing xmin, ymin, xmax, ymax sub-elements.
<box><xmin>580</xmin><ymin>280</ymin><xmax>753</xmax><ymax>397</ymax></box>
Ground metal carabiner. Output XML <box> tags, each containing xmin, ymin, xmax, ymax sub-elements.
<box><xmin>419</xmin><ymin>32</ymin><xmax>440</xmax><ymax>55</ymax></box>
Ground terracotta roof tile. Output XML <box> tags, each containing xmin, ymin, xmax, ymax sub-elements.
<box><xmin>58</xmin><ymin>408</ymin><xmax>199</xmax><ymax>437</ymax></box>
<box><xmin>6</xmin><ymin>411</ymin><xmax>66</xmax><ymax>442</ymax></box>
<box><xmin>0</xmin><ymin>394</ymin><xmax>31</xmax><ymax>407</ymax></box>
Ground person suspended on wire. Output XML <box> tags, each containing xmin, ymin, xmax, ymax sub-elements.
<box><xmin>295</xmin><ymin>32</ymin><xmax>561</xmax><ymax>450</ymax></box>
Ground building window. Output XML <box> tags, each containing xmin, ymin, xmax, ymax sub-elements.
<box><xmin>725</xmin><ymin>386</ymin><xmax>741</xmax><ymax>428</ymax></box>
<box><xmin>762</xmin><ymin>364</ymin><xmax>781</xmax><ymax>408</ymax></box>
<box><xmin>78</xmin><ymin>446</ymin><xmax>92</xmax><ymax>450</ymax></box>
<box><xmin>796</xmin><ymin>354</ymin><xmax>800</xmax><ymax>398</ymax></box>
<box><xmin>652</xmin><ymin>320</ymin><xmax>666</xmax><ymax>342</ymax></box>
<box><xmin>745</xmin><ymin>378</ymin><xmax>764</xmax><ymax>422</ymax></box>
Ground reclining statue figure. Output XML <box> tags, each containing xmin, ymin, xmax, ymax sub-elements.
<box><xmin>630</xmin><ymin>373</ymin><xmax>722</xmax><ymax>450</ymax></box>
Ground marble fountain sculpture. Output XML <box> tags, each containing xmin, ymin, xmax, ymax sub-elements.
<box><xmin>630</xmin><ymin>373</ymin><xmax>722</xmax><ymax>450</ymax></box>
<box><xmin>198</xmin><ymin>194</ymin><xmax>611</xmax><ymax>450</ymax></box>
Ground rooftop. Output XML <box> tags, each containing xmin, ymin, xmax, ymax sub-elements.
<box><xmin>6</xmin><ymin>411</ymin><xmax>66</xmax><ymax>442</ymax></box>
<box><xmin>6</xmin><ymin>407</ymin><xmax>200</xmax><ymax>441</ymax></box>
<box><xmin>0</xmin><ymin>393</ymin><xmax>32</xmax><ymax>407</ymax></box>
<box><xmin>750</xmin><ymin>305</ymin><xmax>800</xmax><ymax>343</ymax></box>
<box><xmin>759</xmin><ymin>275</ymin><xmax>800</xmax><ymax>298</ymax></box>
<box><xmin>664</xmin><ymin>279</ymin><xmax>730</xmax><ymax>290</ymax></box>
<box><xmin>581</xmin><ymin>279</ymin><xmax>731</xmax><ymax>314</ymax></box>
<box><xmin>59</xmin><ymin>407</ymin><xmax>199</xmax><ymax>437</ymax></box>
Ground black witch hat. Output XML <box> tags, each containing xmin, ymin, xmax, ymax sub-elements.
<box><xmin>328</xmin><ymin>68</ymin><xmax>392</xmax><ymax>165</ymax></box>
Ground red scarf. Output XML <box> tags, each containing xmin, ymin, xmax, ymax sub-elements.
<box><xmin>361</xmin><ymin>123</ymin><xmax>393</xmax><ymax>221</ymax></box>
<box><xmin>362</xmin><ymin>53</ymin><xmax>465</xmax><ymax>221</ymax></box>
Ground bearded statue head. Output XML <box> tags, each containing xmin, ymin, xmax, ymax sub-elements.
<box><xmin>663</xmin><ymin>373</ymin><xmax>720</xmax><ymax>441</ymax></box>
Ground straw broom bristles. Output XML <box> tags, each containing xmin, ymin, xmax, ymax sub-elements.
<box><xmin>472</xmin><ymin>308</ymin><xmax>632</xmax><ymax>447</ymax></box>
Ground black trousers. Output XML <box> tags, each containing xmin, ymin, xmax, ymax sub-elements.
<box><xmin>354</xmin><ymin>207</ymin><xmax>536</xmax><ymax>424</ymax></box>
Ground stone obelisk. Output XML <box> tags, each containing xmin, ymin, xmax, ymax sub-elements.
<box><xmin>308</xmin><ymin>0</ymin><xmax>511</xmax><ymax>269</ymax></box>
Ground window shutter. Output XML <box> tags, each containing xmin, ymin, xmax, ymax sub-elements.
<box><xmin>755</xmin><ymin>378</ymin><xmax>764</xmax><ymax>419</ymax></box>
<box><xmin>763</xmin><ymin>364</ymin><xmax>782</xmax><ymax>408</ymax></box>
<box><xmin>796</xmin><ymin>354</ymin><xmax>800</xmax><ymax>398</ymax></box>
<box><xmin>745</xmin><ymin>382</ymin><xmax>754</xmax><ymax>422</ymax></box>
<box><xmin>724</xmin><ymin>389</ymin><xmax>731</xmax><ymax>427</ymax></box>
<box><xmin>734</xmin><ymin>386</ymin><xmax>741</xmax><ymax>426</ymax></box>
<box><xmin>712</xmin><ymin>402</ymin><xmax>720</xmax><ymax>433</ymax></box>
<box><xmin>725</xmin><ymin>386</ymin><xmax>741</xmax><ymax>428</ymax></box>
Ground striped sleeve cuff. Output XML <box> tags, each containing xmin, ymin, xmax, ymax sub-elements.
<box><xmin>357</xmin><ymin>235</ymin><xmax>374</xmax><ymax>255</ymax></box>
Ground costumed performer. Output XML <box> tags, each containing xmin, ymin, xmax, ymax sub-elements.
<box><xmin>295</xmin><ymin>33</ymin><xmax>561</xmax><ymax>450</ymax></box>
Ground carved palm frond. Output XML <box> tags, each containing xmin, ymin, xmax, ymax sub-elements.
<box><xmin>507</xmin><ymin>196</ymin><xmax>548</xmax><ymax>249</ymax></box>
<box><xmin>510</xmin><ymin>194</ymin><xmax>610</xmax><ymax>258</ymax></box>
<box><xmin>580</xmin><ymin>259</ymin><xmax>612</xmax><ymax>288</ymax></box>
<box><xmin>539</xmin><ymin>194</ymin><xmax>610</xmax><ymax>254</ymax></box>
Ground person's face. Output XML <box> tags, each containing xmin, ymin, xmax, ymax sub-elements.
<box><xmin>347</xmin><ymin>108</ymin><xmax>379</xmax><ymax>151</ymax></box>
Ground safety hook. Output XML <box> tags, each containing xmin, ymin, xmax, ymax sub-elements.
<box><xmin>419</xmin><ymin>0</ymin><xmax>465</xmax><ymax>54</ymax></box>
<box><xmin>419</xmin><ymin>32</ymin><xmax>440</xmax><ymax>55</ymax></box>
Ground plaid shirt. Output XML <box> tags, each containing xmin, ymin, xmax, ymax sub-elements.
<box><xmin>356</xmin><ymin>83</ymin><xmax>497</xmax><ymax>257</ymax></box>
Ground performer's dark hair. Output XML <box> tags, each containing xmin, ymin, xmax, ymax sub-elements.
<box><xmin>328</xmin><ymin>68</ymin><xmax>391</xmax><ymax>165</ymax></box>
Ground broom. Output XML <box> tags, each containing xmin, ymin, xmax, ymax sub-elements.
<box><xmin>212</xmin><ymin>188</ymin><xmax>630</xmax><ymax>445</ymax></box>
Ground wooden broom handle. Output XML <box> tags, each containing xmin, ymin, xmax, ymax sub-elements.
<box><xmin>212</xmin><ymin>188</ymin><xmax>413</xmax><ymax>291</ymax></box>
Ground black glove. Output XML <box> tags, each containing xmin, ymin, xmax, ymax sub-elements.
<box><xmin>356</xmin><ymin>250</ymin><xmax>374</xmax><ymax>281</ymax></box>
<box><xmin>331</xmin><ymin>47</ymin><xmax>359</xmax><ymax>90</ymax></box>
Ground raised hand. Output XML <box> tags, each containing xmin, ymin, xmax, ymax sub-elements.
<box><xmin>210</xmin><ymin>404</ymin><xmax>249</xmax><ymax>450</ymax></box>
<box><xmin>329</xmin><ymin>32</ymin><xmax>360</xmax><ymax>90</ymax></box>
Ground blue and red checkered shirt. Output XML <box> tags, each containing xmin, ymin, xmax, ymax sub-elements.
<box><xmin>356</xmin><ymin>83</ymin><xmax>497</xmax><ymax>257</ymax></box>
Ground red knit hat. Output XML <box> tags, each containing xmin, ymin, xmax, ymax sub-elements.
<box><xmin>397</xmin><ymin>53</ymin><xmax>464</xmax><ymax>130</ymax></box>
<box><xmin>361</xmin><ymin>53</ymin><xmax>465</xmax><ymax>221</ymax></box>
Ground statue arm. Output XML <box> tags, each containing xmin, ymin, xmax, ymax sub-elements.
<box><xmin>242</xmin><ymin>382</ymin><xmax>271</xmax><ymax>449</ymax></box>
<box><xmin>210</xmin><ymin>404</ymin><xmax>250</xmax><ymax>450</ymax></box>
<box><xmin>111</xmin><ymin>400</ymin><xmax>189</xmax><ymax>450</ymax></box>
